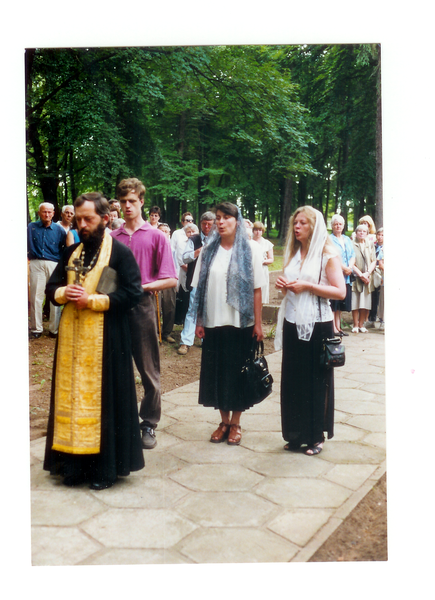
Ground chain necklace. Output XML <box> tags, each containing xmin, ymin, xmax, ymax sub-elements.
<box><xmin>80</xmin><ymin>238</ymin><xmax>103</xmax><ymax>274</ymax></box>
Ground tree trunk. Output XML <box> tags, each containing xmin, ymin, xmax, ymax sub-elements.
<box><xmin>375</xmin><ymin>44</ymin><xmax>383</xmax><ymax>228</ymax></box>
<box><xmin>280</xmin><ymin>176</ymin><xmax>293</xmax><ymax>244</ymax></box>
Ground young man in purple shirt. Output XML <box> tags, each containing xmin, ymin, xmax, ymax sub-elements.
<box><xmin>110</xmin><ymin>178</ymin><xmax>177</xmax><ymax>449</ymax></box>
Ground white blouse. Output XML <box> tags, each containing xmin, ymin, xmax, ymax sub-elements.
<box><xmin>192</xmin><ymin>243</ymin><xmax>265</xmax><ymax>328</ymax></box>
<box><xmin>284</xmin><ymin>249</ymin><xmax>334</xmax><ymax>324</ymax></box>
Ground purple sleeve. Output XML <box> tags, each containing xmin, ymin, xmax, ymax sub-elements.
<box><xmin>155</xmin><ymin>233</ymin><xmax>178</xmax><ymax>280</ymax></box>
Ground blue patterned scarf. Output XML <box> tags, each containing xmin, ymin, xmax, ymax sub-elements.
<box><xmin>193</xmin><ymin>209</ymin><xmax>254</xmax><ymax>328</ymax></box>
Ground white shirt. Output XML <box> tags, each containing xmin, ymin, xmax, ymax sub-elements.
<box><xmin>284</xmin><ymin>249</ymin><xmax>334</xmax><ymax>324</ymax></box>
<box><xmin>192</xmin><ymin>243</ymin><xmax>265</xmax><ymax>328</ymax></box>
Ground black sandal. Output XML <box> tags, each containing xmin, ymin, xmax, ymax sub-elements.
<box><xmin>304</xmin><ymin>437</ymin><xmax>325</xmax><ymax>456</ymax></box>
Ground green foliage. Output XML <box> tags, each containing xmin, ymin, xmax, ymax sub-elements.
<box><xmin>26</xmin><ymin>44</ymin><xmax>379</xmax><ymax>230</ymax></box>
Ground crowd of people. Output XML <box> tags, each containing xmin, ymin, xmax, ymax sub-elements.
<box><xmin>27</xmin><ymin>181</ymin><xmax>384</xmax><ymax>489</ymax></box>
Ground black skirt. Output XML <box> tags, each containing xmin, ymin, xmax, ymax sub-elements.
<box><xmin>199</xmin><ymin>325</ymin><xmax>255</xmax><ymax>412</ymax></box>
<box><xmin>330</xmin><ymin>283</ymin><xmax>352</xmax><ymax>312</ymax></box>
<box><xmin>281</xmin><ymin>319</ymin><xmax>335</xmax><ymax>447</ymax></box>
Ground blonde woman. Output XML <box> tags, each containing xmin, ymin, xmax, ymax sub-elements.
<box><xmin>275</xmin><ymin>206</ymin><xmax>345</xmax><ymax>455</ymax></box>
<box><xmin>351</xmin><ymin>214</ymin><xmax>376</xmax><ymax>245</ymax></box>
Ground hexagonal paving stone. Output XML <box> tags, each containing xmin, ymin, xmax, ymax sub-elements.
<box><xmin>168</xmin><ymin>463</ymin><xmax>263</xmax><ymax>492</ymax></box>
<box><xmin>146</xmin><ymin>430</ymin><xmax>184</xmax><ymax>452</ymax></box>
<box><xmin>319</xmin><ymin>441</ymin><xmax>385</xmax><ymax>464</ymax></box>
<box><xmin>30</xmin><ymin>438</ymin><xmax>46</xmax><ymax>463</ymax></box>
<box><xmin>92</xmin><ymin>476</ymin><xmax>190</xmax><ymax>508</ymax></box>
<box><xmin>332</xmin><ymin>423</ymin><xmax>367</xmax><ymax>442</ymax></box>
<box><xmin>81</xmin><ymin>508</ymin><xmax>196</xmax><ymax>548</ymax></box>
<box><xmin>335</xmin><ymin>398</ymin><xmax>385</xmax><ymax>415</ymax></box>
<box><xmin>347</xmin><ymin>414</ymin><xmax>386</xmax><ymax>433</ymax></box>
<box><xmin>256</xmin><ymin>477</ymin><xmax>352</xmax><ymax>508</ymax></box>
<box><xmin>177</xmin><ymin>491</ymin><xmax>277</xmax><ymax>527</ymax></box>
<box><xmin>240</xmin><ymin>431</ymin><xmax>287</xmax><ymax>453</ymax></box>
<box><xmin>165</xmin><ymin>421</ymin><xmax>218</xmax><ymax>442</ymax></box>
<box><xmin>163</xmin><ymin>405</ymin><xmax>211</xmax><ymax>422</ymax></box>
<box><xmin>334</xmin><ymin>378</ymin><xmax>362</xmax><ymax>389</ymax></box>
<box><xmin>168</xmin><ymin>440</ymin><xmax>255</xmax><ymax>465</ymax></box>
<box><xmin>323</xmin><ymin>463</ymin><xmax>377</xmax><ymax>490</ymax></box>
<box><xmin>130</xmin><ymin>451</ymin><xmax>187</xmax><ymax>477</ymax></box>
<box><xmin>345</xmin><ymin>373</ymin><xmax>385</xmax><ymax>384</ymax></box>
<box><xmin>244</xmin><ymin>452</ymin><xmax>332</xmax><ymax>478</ymax></box>
<box><xmin>32</xmin><ymin>526</ymin><xmax>101</xmax><ymax>566</ymax></box>
<box><xmin>32</xmin><ymin>489</ymin><xmax>106</xmax><ymax>526</ymax></box>
<box><xmin>268</xmin><ymin>508</ymin><xmax>335</xmax><ymax>547</ymax></box>
<box><xmin>335</xmin><ymin>388</ymin><xmax>376</xmax><ymax>403</ymax></box>
<box><xmin>82</xmin><ymin>548</ymin><xmax>190</xmax><ymax>565</ymax></box>
<box><xmin>239</xmin><ymin>412</ymin><xmax>281</xmax><ymax>432</ymax></box>
<box><xmin>363</xmin><ymin>432</ymin><xmax>386</xmax><ymax>449</ymax></box>
<box><xmin>178</xmin><ymin>527</ymin><xmax>299</xmax><ymax>563</ymax></box>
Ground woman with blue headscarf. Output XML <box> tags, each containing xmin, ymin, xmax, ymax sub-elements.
<box><xmin>192</xmin><ymin>202</ymin><xmax>265</xmax><ymax>446</ymax></box>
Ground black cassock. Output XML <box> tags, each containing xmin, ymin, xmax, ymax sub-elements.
<box><xmin>43</xmin><ymin>238</ymin><xmax>145</xmax><ymax>485</ymax></box>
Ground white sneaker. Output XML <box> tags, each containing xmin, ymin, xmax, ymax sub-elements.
<box><xmin>359</xmin><ymin>327</ymin><xmax>368</xmax><ymax>333</ymax></box>
<box><xmin>177</xmin><ymin>344</ymin><xmax>189</xmax><ymax>355</ymax></box>
<box><xmin>352</xmin><ymin>327</ymin><xmax>359</xmax><ymax>333</ymax></box>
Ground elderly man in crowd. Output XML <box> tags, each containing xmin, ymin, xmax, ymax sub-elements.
<box><xmin>27</xmin><ymin>202</ymin><xmax>66</xmax><ymax>339</ymax></box>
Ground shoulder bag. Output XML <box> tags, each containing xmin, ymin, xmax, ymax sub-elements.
<box><xmin>241</xmin><ymin>338</ymin><xmax>273</xmax><ymax>404</ymax></box>
<box><xmin>317</xmin><ymin>263</ymin><xmax>345</xmax><ymax>368</ymax></box>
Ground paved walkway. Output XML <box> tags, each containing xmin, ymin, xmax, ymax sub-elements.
<box><xmin>30</xmin><ymin>326</ymin><xmax>385</xmax><ymax>565</ymax></box>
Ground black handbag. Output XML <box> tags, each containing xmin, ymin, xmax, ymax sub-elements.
<box><xmin>241</xmin><ymin>338</ymin><xmax>273</xmax><ymax>404</ymax></box>
<box><xmin>321</xmin><ymin>336</ymin><xmax>346</xmax><ymax>368</ymax></box>
<box><xmin>316</xmin><ymin>266</ymin><xmax>345</xmax><ymax>368</ymax></box>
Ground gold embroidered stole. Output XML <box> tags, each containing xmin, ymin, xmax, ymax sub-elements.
<box><xmin>52</xmin><ymin>231</ymin><xmax>113</xmax><ymax>454</ymax></box>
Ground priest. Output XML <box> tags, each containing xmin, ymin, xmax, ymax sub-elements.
<box><xmin>43</xmin><ymin>193</ymin><xmax>145</xmax><ymax>490</ymax></box>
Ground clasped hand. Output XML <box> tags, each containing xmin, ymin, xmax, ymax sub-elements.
<box><xmin>65</xmin><ymin>284</ymin><xmax>89</xmax><ymax>309</ymax></box>
<box><xmin>275</xmin><ymin>276</ymin><xmax>308</xmax><ymax>294</ymax></box>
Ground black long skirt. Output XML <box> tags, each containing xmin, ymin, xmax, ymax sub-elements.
<box><xmin>199</xmin><ymin>325</ymin><xmax>255</xmax><ymax>412</ymax></box>
<box><xmin>330</xmin><ymin>283</ymin><xmax>352</xmax><ymax>312</ymax></box>
<box><xmin>281</xmin><ymin>319</ymin><xmax>335</xmax><ymax>447</ymax></box>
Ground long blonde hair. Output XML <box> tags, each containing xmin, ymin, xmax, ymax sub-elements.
<box><xmin>284</xmin><ymin>206</ymin><xmax>335</xmax><ymax>268</ymax></box>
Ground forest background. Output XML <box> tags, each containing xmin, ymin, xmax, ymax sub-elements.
<box><xmin>25</xmin><ymin>44</ymin><xmax>382</xmax><ymax>237</ymax></box>
<box><xmin>2</xmin><ymin>2</ymin><xmax>433</xmax><ymax>596</ymax></box>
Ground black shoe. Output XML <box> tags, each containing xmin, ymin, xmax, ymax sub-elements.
<box><xmin>29</xmin><ymin>332</ymin><xmax>42</xmax><ymax>339</ymax></box>
<box><xmin>48</xmin><ymin>332</ymin><xmax>58</xmax><ymax>339</ymax></box>
<box><xmin>142</xmin><ymin>427</ymin><xmax>157</xmax><ymax>449</ymax></box>
<box><xmin>89</xmin><ymin>480</ymin><xmax>113</xmax><ymax>490</ymax></box>
<box><xmin>338</xmin><ymin>330</ymin><xmax>349</xmax><ymax>337</ymax></box>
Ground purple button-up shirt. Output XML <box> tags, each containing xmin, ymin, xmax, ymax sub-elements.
<box><xmin>110</xmin><ymin>222</ymin><xmax>177</xmax><ymax>285</ymax></box>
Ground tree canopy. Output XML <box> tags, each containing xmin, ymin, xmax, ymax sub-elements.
<box><xmin>26</xmin><ymin>44</ymin><xmax>381</xmax><ymax>234</ymax></box>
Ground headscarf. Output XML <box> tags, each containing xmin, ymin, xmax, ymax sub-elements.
<box><xmin>193</xmin><ymin>205</ymin><xmax>254</xmax><ymax>328</ymax></box>
<box><xmin>275</xmin><ymin>207</ymin><xmax>328</xmax><ymax>348</ymax></box>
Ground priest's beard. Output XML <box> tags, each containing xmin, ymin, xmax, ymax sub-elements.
<box><xmin>79</xmin><ymin>220</ymin><xmax>106</xmax><ymax>251</ymax></box>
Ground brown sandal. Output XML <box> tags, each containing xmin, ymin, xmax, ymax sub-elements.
<box><xmin>210</xmin><ymin>422</ymin><xmax>230</xmax><ymax>443</ymax></box>
<box><xmin>227</xmin><ymin>424</ymin><xmax>242</xmax><ymax>446</ymax></box>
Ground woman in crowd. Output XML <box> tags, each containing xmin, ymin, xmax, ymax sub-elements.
<box><xmin>352</xmin><ymin>215</ymin><xmax>377</xmax><ymax>245</ymax></box>
<box><xmin>377</xmin><ymin>242</ymin><xmax>385</xmax><ymax>330</ymax></box>
<box><xmin>176</xmin><ymin>222</ymin><xmax>199</xmax><ymax>324</ymax></box>
<box><xmin>66</xmin><ymin>217</ymin><xmax>80</xmax><ymax>246</ymax></box>
<box><xmin>329</xmin><ymin>214</ymin><xmax>355</xmax><ymax>336</ymax></box>
<box><xmin>367</xmin><ymin>227</ymin><xmax>384</xmax><ymax>327</ymax></box>
<box><xmin>275</xmin><ymin>206</ymin><xmax>345</xmax><ymax>455</ymax></box>
<box><xmin>351</xmin><ymin>223</ymin><xmax>377</xmax><ymax>333</ymax></box>
<box><xmin>252</xmin><ymin>221</ymin><xmax>274</xmax><ymax>304</ymax></box>
<box><xmin>193</xmin><ymin>202</ymin><xmax>265</xmax><ymax>446</ymax></box>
